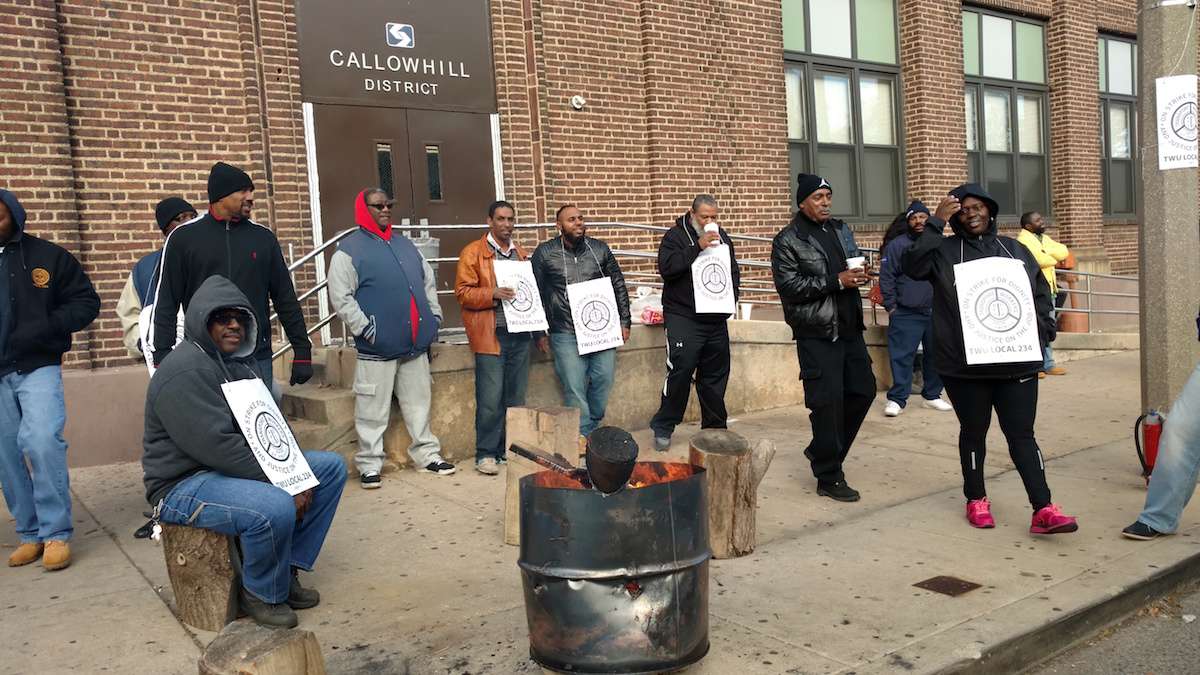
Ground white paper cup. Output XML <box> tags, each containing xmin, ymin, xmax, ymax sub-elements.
<box><xmin>846</xmin><ymin>256</ymin><xmax>865</xmax><ymax>270</ymax></box>
<box><xmin>739</xmin><ymin>303</ymin><xmax>753</xmax><ymax>320</ymax></box>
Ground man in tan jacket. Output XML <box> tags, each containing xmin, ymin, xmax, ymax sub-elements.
<box><xmin>454</xmin><ymin>200</ymin><xmax>543</xmax><ymax>475</ymax></box>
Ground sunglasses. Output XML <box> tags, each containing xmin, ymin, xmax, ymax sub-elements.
<box><xmin>210</xmin><ymin>311</ymin><xmax>249</xmax><ymax>326</ymax></box>
<box><xmin>367</xmin><ymin>200</ymin><xmax>394</xmax><ymax>210</ymax></box>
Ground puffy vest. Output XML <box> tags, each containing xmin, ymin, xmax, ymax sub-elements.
<box><xmin>338</xmin><ymin>230</ymin><xmax>439</xmax><ymax>360</ymax></box>
<box><xmin>133</xmin><ymin>250</ymin><xmax>162</xmax><ymax>305</ymax></box>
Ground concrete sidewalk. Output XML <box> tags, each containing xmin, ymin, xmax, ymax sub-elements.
<box><xmin>3</xmin><ymin>350</ymin><xmax>1193</xmax><ymax>674</ymax></box>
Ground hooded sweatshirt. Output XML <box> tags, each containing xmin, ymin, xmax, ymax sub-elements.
<box><xmin>0</xmin><ymin>189</ymin><xmax>100</xmax><ymax>377</ymax></box>
<box><xmin>899</xmin><ymin>183</ymin><xmax>1055</xmax><ymax>380</ymax></box>
<box><xmin>142</xmin><ymin>275</ymin><xmax>272</xmax><ymax>506</ymax></box>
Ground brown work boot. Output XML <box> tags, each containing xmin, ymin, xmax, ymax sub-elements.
<box><xmin>7</xmin><ymin>543</ymin><xmax>44</xmax><ymax>567</ymax></box>
<box><xmin>1047</xmin><ymin>367</ymin><xmax>1067</xmax><ymax>376</ymax></box>
<box><xmin>42</xmin><ymin>541</ymin><xmax>71</xmax><ymax>571</ymax></box>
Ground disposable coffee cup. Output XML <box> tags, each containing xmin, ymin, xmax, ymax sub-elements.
<box><xmin>846</xmin><ymin>256</ymin><xmax>866</xmax><ymax>270</ymax></box>
<box><xmin>739</xmin><ymin>303</ymin><xmax>753</xmax><ymax>320</ymax></box>
<box><xmin>704</xmin><ymin>223</ymin><xmax>719</xmax><ymax>234</ymax></box>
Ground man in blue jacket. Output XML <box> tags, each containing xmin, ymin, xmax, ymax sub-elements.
<box><xmin>116</xmin><ymin>197</ymin><xmax>197</xmax><ymax>358</ymax></box>
<box><xmin>0</xmin><ymin>189</ymin><xmax>101</xmax><ymax>570</ymax></box>
<box><xmin>328</xmin><ymin>189</ymin><xmax>453</xmax><ymax>488</ymax></box>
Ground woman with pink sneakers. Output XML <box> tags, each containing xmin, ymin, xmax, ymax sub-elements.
<box><xmin>900</xmin><ymin>184</ymin><xmax>1079</xmax><ymax>535</ymax></box>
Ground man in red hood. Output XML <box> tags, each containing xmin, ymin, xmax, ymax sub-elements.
<box><xmin>328</xmin><ymin>189</ymin><xmax>452</xmax><ymax>488</ymax></box>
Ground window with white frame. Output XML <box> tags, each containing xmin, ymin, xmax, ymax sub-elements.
<box><xmin>962</xmin><ymin>9</ymin><xmax>1049</xmax><ymax>217</ymax></box>
<box><xmin>783</xmin><ymin>0</ymin><xmax>903</xmax><ymax>221</ymax></box>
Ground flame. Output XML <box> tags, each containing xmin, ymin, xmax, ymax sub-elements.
<box><xmin>528</xmin><ymin>462</ymin><xmax>698</xmax><ymax>491</ymax></box>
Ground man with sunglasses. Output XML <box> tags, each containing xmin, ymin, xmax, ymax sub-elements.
<box><xmin>329</xmin><ymin>189</ymin><xmax>452</xmax><ymax>488</ymax></box>
<box><xmin>144</xmin><ymin>275</ymin><xmax>346</xmax><ymax>628</ymax></box>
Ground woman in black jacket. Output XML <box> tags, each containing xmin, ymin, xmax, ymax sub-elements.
<box><xmin>901</xmin><ymin>184</ymin><xmax>1078</xmax><ymax>535</ymax></box>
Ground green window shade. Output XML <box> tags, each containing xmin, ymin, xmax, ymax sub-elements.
<box><xmin>981</xmin><ymin>15</ymin><xmax>1013</xmax><ymax>80</ymax></box>
<box><xmin>785</xmin><ymin>65</ymin><xmax>808</xmax><ymax>140</ymax></box>
<box><xmin>963</xmin><ymin>12</ymin><xmax>980</xmax><ymax>76</ymax></box>
<box><xmin>1015</xmin><ymin>23</ymin><xmax>1044</xmax><ymax>83</ymax></box>
<box><xmin>855</xmin><ymin>0</ymin><xmax>896</xmax><ymax>64</ymax></box>
<box><xmin>783</xmin><ymin>0</ymin><xmax>806</xmax><ymax>52</ymax></box>
<box><xmin>1098</xmin><ymin>40</ymin><xmax>1107</xmax><ymax>92</ymax></box>
<box><xmin>810</xmin><ymin>0</ymin><xmax>852</xmax><ymax>59</ymax></box>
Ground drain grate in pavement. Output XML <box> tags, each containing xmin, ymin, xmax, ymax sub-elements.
<box><xmin>913</xmin><ymin>575</ymin><xmax>982</xmax><ymax>597</ymax></box>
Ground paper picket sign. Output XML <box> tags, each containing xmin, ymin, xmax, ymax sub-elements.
<box><xmin>1156</xmin><ymin>75</ymin><xmax>1198</xmax><ymax>170</ymax></box>
<box><xmin>691</xmin><ymin>244</ymin><xmax>736</xmax><ymax>315</ymax></box>
<box><xmin>220</xmin><ymin>377</ymin><xmax>319</xmax><ymax>496</ymax></box>
<box><xmin>953</xmin><ymin>257</ymin><xmax>1042</xmax><ymax>366</ymax></box>
<box><xmin>492</xmin><ymin>259</ymin><xmax>548</xmax><ymax>332</ymax></box>
<box><xmin>140</xmin><ymin>304</ymin><xmax>184</xmax><ymax>376</ymax></box>
<box><xmin>567</xmin><ymin>276</ymin><xmax>624</xmax><ymax>355</ymax></box>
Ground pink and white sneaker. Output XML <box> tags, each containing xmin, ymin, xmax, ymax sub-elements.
<box><xmin>966</xmin><ymin>498</ymin><xmax>995</xmax><ymax>528</ymax></box>
<box><xmin>1030</xmin><ymin>504</ymin><xmax>1079</xmax><ymax>534</ymax></box>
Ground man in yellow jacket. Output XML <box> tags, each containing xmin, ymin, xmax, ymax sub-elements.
<box><xmin>1017</xmin><ymin>211</ymin><xmax>1069</xmax><ymax>377</ymax></box>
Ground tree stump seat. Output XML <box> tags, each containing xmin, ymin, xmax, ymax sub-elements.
<box><xmin>161</xmin><ymin>523</ymin><xmax>240</xmax><ymax>632</ymax></box>
<box><xmin>199</xmin><ymin>619</ymin><xmax>326</xmax><ymax>675</ymax></box>
<box><xmin>688</xmin><ymin>429</ymin><xmax>776</xmax><ymax>559</ymax></box>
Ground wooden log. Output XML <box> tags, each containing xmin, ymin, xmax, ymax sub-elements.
<box><xmin>504</xmin><ymin>406</ymin><xmax>580</xmax><ymax>546</ymax></box>
<box><xmin>688</xmin><ymin>430</ymin><xmax>776</xmax><ymax>559</ymax></box>
<box><xmin>199</xmin><ymin>619</ymin><xmax>326</xmax><ymax>675</ymax></box>
<box><xmin>162</xmin><ymin>524</ymin><xmax>239</xmax><ymax>632</ymax></box>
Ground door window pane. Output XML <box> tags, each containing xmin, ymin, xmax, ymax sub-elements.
<box><xmin>981</xmin><ymin>15</ymin><xmax>1014</xmax><ymax>80</ymax></box>
<box><xmin>963</xmin><ymin>12</ymin><xmax>980</xmax><ymax>76</ymax></box>
<box><xmin>814</xmin><ymin>72</ymin><xmax>853</xmax><ymax>144</ymax></box>
<box><xmin>984</xmin><ymin>89</ymin><xmax>1012</xmax><ymax>152</ymax></box>
<box><xmin>376</xmin><ymin>143</ymin><xmax>394</xmax><ymax>199</ymax></box>
<box><xmin>425</xmin><ymin>145</ymin><xmax>443</xmax><ymax>201</ymax></box>
<box><xmin>965</xmin><ymin>89</ymin><xmax>979</xmax><ymax>151</ymax></box>
<box><xmin>1015</xmin><ymin>23</ymin><xmax>1044</xmax><ymax>83</ymax></box>
<box><xmin>1108</xmin><ymin>103</ymin><xmax>1132</xmax><ymax>159</ymax></box>
<box><xmin>1107</xmin><ymin>40</ymin><xmax>1133</xmax><ymax>95</ymax></box>
<box><xmin>817</xmin><ymin>146</ymin><xmax>857</xmax><ymax>217</ymax></box>
<box><xmin>863</xmin><ymin>147</ymin><xmax>899</xmax><ymax>216</ymax></box>
<box><xmin>856</xmin><ymin>0</ymin><xmax>897</xmax><ymax>64</ymax></box>
<box><xmin>984</xmin><ymin>154</ymin><xmax>1014</xmax><ymax>214</ymax></box>
<box><xmin>1018</xmin><ymin>155</ymin><xmax>1046</xmax><ymax>214</ymax></box>
<box><xmin>810</xmin><ymin>0</ymin><xmax>853</xmax><ymax>59</ymax></box>
<box><xmin>786</xmin><ymin>65</ymin><xmax>808</xmax><ymax>140</ymax></box>
<box><xmin>860</xmin><ymin>75</ymin><xmax>895</xmax><ymax>145</ymax></box>
<box><xmin>783</xmin><ymin>0</ymin><xmax>806</xmax><ymax>52</ymax></box>
<box><xmin>1017</xmin><ymin>94</ymin><xmax>1042</xmax><ymax>154</ymax></box>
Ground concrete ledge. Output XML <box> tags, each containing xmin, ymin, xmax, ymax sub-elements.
<box><xmin>1054</xmin><ymin>332</ymin><xmax>1139</xmax><ymax>351</ymax></box>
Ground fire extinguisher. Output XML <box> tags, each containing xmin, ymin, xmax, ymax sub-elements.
<box><xmin>1134</xmin><ymin>411</ymin><xmax>1165</xmax><ymax>485</ymax></box>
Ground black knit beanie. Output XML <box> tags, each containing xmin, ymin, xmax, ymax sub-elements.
<box><xmin>154</xmin><ymin>197</ymin><xmax>196</xmax><ymax>232</ymax></box>
<box><xmin>207</xmin><ymin>162</ymin><xmax>255</xmax><ymax>203</ymax></box>
<box><xmin>795</xmin><ymin>173</ymin><xmax>833</xmax><ymax>206</ymax></box>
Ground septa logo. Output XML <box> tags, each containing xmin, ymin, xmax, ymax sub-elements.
<box><xmin>385</xmin><ymin>23</ymin><xmax>415</xmax><ymax>48</ymax></box>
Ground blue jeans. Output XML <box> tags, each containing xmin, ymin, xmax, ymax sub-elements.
<box><xmin>1042</xmin><ymin>301</ymin><xmax>1056</xmax><ymax>371</ymax></box>
<box><xmin>886</xmin><ymin>309</ymin><xmax>943</xmax><ymax>406</ymax></box>
<box><xmin>0</xmin><ymin>365</ymin><xmax>72</xmax><ymax>543</ymax></box>
<box><xmin>157</xmin><ymin>451</ymin><xmax>346</xmax><ymax>603</ymax></box>
<box><xmin>1138</xmin><ymin>361</ymin><xmax>1200</xmax><ymax>533</ymax></box>
<box><xmin>549</xmin><ymin>333</ymin><xmax>617</xmax><ymax>436</ymax></box>
<box><xmin>474</xmin><ymin>330</ymin><xmax>531</xmax><ymax>462</ymax></box>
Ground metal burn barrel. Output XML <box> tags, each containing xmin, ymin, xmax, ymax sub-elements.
<box><xmin>518</xmin><ymin>462</ymin><xmax>710</xmax><ymax>674</ymax></box>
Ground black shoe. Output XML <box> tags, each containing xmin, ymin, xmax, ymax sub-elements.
<box><xmin>420</xmin><ymin>460</ymin><xmax>457</xmax><ymax>476</ymax></box>
<box><xmin>817</xmin><ymin>481</ymin><xmax>861</xmax><ymax>502</ymax></box>
<box><xmin>287</xmin><ymin>569</ymin><xmax>321</xmax><ymax>610</ymax></box>
<box><xmin>360</xmin><ymin>472</ymin><xmax>382</xmax><ymax>489</ymax></box>
<box><xmin>239</xmin><ymin>588</ymin><xmax>298</xmax><ymax>628</ymax></box>
<box><xmin>1121</xmin><ymin>521</ymin><xmax>1165</xmax><ymax>541</ymax></box>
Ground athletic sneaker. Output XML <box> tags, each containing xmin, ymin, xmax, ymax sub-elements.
<box><xmin>1121</xmin><ymin>521</ymin><xmax>1165</xmax><ymax>540</ymax></box>
<box><xmin>923</xmin><ymin>398</ymin><xmax>953</xmax><ymax>412</ymax></box>
<box><xmin>883</xmin><ymin>401</ymin><xmax>903</xmax><ymax>417</ymax></box>
<box><xmin>966</xmin><ymin>497</ymin><xmax>995</xmax><ymax>528</ymax></box>
<box><xmin>1030</xmin><ymin>504</ymin><xmax>1079</xmax><ymax>534</ymax></box>
<box><xmin>360</xmin><ymin>472</ymin><xmax>382</xmax><ymax>489</ymax></box>
<box><xmin>421</xmin><ymin>460</ymin><xmax>457</xmax><ymax>476</ymax></box>
<box><xmin>476</xmin><ymin>457</ymin><xmax>500</xmax><ymax>476</ymax></box>
<box><xmin>653</xmin><ymin>435</ymin><xmax>671</xmax><ymax>452</ymax></box>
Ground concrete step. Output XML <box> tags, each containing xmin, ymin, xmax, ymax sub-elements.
<box><xmin>287</xmin><ymin>415</ymin><xmax>355</xmax><ymax>455</ymax></box>
<box><xmin>280</xmin><ymin>383</ymin><xmax>355</xmax><ymax>425</ymax></box>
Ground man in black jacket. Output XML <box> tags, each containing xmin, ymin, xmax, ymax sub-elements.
<box><xmin>0</xmin><ymin>189</ymin><xmax>100</xmax><ymax>570</ymax></box>
<box><xmin>149</xmin><ymin>162</ymin><xmax>313</xmax><ymax>391</ymax></box>
<box><xmin>532</xmin><ymin>205</ymin><xmax>631</xmax><ymax>438</ymax></box>
<box><xmin>771</xmin><ymin>174</ymin><xmax>875</xmax><ymax>502</ymax></box>
<box><xmin>143</xmin><ymin>275</ymin><xmax>346</xmax><ymax>627</ymax></box>
<box><xmin>648</xmin><ymin>194</ymin><xmax>740</xmax><ymax>451</ymax></box>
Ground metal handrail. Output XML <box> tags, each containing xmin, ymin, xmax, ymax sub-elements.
<box><xmin>288</xmin><ymin>228</ymin><xmax>355</xmax><ymax>273</ymax></box>
<box><xmin>272</xmin><ymin>312</ymin><xmax>336</xmax><ymax>360</ymax></box>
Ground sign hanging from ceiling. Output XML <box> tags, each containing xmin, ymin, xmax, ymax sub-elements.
<box><xmin>296</xmin><ymin>0</ymin><xmax>497</xmax><ymax>113</ymax></box>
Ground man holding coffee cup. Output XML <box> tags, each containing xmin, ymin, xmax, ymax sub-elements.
<box><xmin>771</xmin><ymin>174</ymin><xmax>876</xmax><ymax>502</ymax></box>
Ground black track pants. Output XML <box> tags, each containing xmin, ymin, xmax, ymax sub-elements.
<box><xmin>942</xmin><ymin>375</ymin><xmax>1052</xmax><ymax>510</ymax></box>
<box><xmin>649</xmin><ymin>313</ymin><xmax>731</xmax><ymax>438</ymax></box>
<box><xmin>795</xmin><ymin>333</ymin><xmax>876</xmax><ymax>484</ymax></box>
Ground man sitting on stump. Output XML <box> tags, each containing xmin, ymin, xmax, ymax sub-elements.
<box><xmin>142</xmin><ymin>275</ymin><xmax>346</xmax><ymax>628</ymax></box>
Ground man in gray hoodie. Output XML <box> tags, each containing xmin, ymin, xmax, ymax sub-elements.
<box><xmin>142</xmin><ymin>275</ymin><xmax>346</xmax><ymax>628</ymax></box>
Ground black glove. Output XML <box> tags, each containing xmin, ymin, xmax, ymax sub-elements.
<box><xmin>289</xmin><ymin>359</ymin><xmax>313</xmax><ymax>386</ymax></box>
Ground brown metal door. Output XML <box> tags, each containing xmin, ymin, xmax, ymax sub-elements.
<box><xmin>405</xmin><ymin>110</ymin><xmax>497</xmax><ymax>328</ymax></box>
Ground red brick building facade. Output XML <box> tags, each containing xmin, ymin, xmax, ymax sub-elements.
<box><xmin>0</xmin><ymin>0</ymin><xmax>1154</xmax><ymax>371</ymax></box>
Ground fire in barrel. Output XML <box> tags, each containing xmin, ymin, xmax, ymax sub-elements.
<box><xmin>515</xmin><ymin>427</ymin><xmax>710</xmax><ymax>673</ymax></box>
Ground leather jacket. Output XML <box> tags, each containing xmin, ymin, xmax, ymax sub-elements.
<box><xmin>771</xmin><ymin>213</ymin><xmax>861</xmax><ymax>340</ymax></box>
<box><xmin>531</xmin><ymin>235</ymin><xmax>631</xmax><ymax>335</ymax></box>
